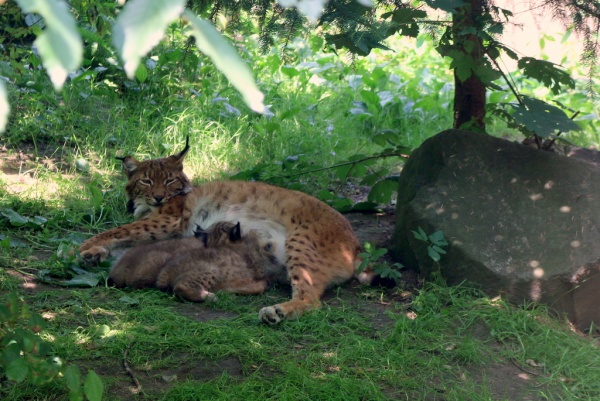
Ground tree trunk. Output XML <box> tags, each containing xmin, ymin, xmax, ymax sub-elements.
<box><xmin>452</xmin><ymin>0</ymin><xmax>487</xmax><ymax>132</ymax></box>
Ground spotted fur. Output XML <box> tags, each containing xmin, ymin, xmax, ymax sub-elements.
<box><xmin>80</xmin><ymin>139</ymin><xmax>373</xmax><ymax>324</ymax></box>
<box><xmin>109</xmin><ymin>221</ymin><xmax>242</xmax><ymax>289</ymax></box>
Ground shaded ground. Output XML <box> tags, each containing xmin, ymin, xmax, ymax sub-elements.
<box><xmin>3</xmin><ymin>210</ymin><xmax>554</xmax><ymax>401</ymax></box>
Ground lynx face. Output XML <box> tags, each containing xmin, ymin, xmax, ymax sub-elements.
<box><xmin>118</xmin><ymin>138</ymin><xmax>192</xmax><ymax>218</ymax></box>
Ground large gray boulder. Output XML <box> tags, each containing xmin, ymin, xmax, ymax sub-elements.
<box><xmin>390</xmin><ymin>129</ymin><xmax>600</xmax><ymax>331</ymax></box>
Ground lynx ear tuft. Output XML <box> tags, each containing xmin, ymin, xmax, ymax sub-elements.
<box><xmin>170</xmin><ymin>136</ymin><xmax>190</xmax><ymax>166</ymax></box>
<box><xmin>117</xmin><ymin>155</ymin><xmax>140</xmax><ymax>176</ymax></box>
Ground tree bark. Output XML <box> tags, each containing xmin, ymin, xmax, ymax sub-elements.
<box><xmin>452</xmin><ymin>0</ymin><xmax>487</xmax><ymax>132</ymax></box>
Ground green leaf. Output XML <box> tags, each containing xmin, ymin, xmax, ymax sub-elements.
<box><xmin>384</xmin><ymin>8</ymin><xmax>427</xmax><ymax>38</ymax></box>
<box><xmin>360</xmin><ymin>89</ymin><xmax>379</xmax><ymax>108</ymax></box>
<box><xmin>427</xmin><ymin>246</ymin><xmax>441</xmax><ymax>262</ymax></box>
<box><xmin>51</xmin><ymin>268</ymin><xmax>103</xmax><ymax>287</ymax></box>
<box><xmin>113</xmin><ymin>0</ymin><xmax>185</xmax><ymax>78</ymax></box>
<box><xmin>325</xmin><ymin>32</ymin><xmax>390</xmax><ymax>57</ymax></box>
<box><xmin>118</xmin><ymin>296</ymin><xmax>140</xmax><ymax>306</ymax></box>
<box><xmin>27</xmin><ymin>216</ymin><xmax>47</xmax><ymax>229</ymax></box>
<box><xmin>135</xmin><ymin>63</ymin><xmax>148</xmax><ymax>83</ymax></box>
<box><xmin>416</xmin><ymin>226</ymin><xmax>428</xmax><ymax>241</ymax></box>
<box><xmin>279</xmin><ymin>107</ymin><xmax>301</xmax><ymax>121</ymax></box>
<box><xmin>0</xmin><ymin>79</ymin><xmax>9</xmax><ymax>133</ymax></box>
<box><xmin>517</xmin><ymin>57</ymin><xmax>575</xmax><ymax>95</ymax></box>
<box><xmin>334</xmin><ymin>164</ymin><xmax>353</xmax><ymax>180</ymax></box>
<box><xmin>281</xmin><ymin>66</ymin><xmax>300</xmax><ymax>78</ymax></box>
<box><xmin>372</xmin><ymin>248</ymin><xmax>388</xmax><ymax>259</ymax></box>
<box><xmin>63</xmin><ymin>364</ymin><xmax>82</xmax><ymax>393</ymax></box>
<box><xmin>432</xmin><ymin>245</ymin><xmax>447</xmax><ymax>254</ymax></box>
<box><xmin>88</xmin><ymin>185</ymin><xmax>104</xmax><ymax>209</ymax></box>
<box><xmin>84</xmin><ymin>370</ymin><xmax>103</xmax><ymax>401</ymax></box>
<box><xmin>6</xmin><ymin>358</ymin><xmax>29</xmax><ymax>382</ymax></box>
<box><xmin>331</xmin><ymin>198</ymin><xmax>353</xmax><ymax>213</ymax></box>
<box><xmin>511</xmin><ymin>96</ymin><xmax>581</xmax><ymax>138</ymax></box>
<box><xmin>349</xmin><ymin>201</ymin><xmax>381</xmax><ymax>213</ymax></box>
<box><xmin>1</xmin><ymin>209</ymin><xmax>29</xmax><ymax>226</ymax></box>
<box><xmin>448</xmin><ymin>52</ymin><xmax>474</xmax><ymax>82</ymax></box>
<box><xmin>428</xmin><ymin>230</ymin><xmax>448</xmax><ymax>246</ymax></box>
<box><xmin>184</xmin><ymin>11</ymin><xmax>265</xmax><ymax>113</ymax></box>
<box><xmin>367</xmin><ymin>179</ymin><xmax>397</xmax><ymax>204</ymax></box>
<box><xmin>16</xmin><ymin>0</ymin><xmax>83</xmax><ymax>90</ymax></box>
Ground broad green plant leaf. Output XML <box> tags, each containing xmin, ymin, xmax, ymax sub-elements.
<box><xmin>16</xmin><ymin>0</ymin><xmax>83</xmax><ymax>90</ymax></box>
<box><xmin>518</xmin><ymin>57</ymin><xmax>575</xmax><ymax>95</ymax></box>
<box><xmin>112</xmin><ymin>0</ymin><xmax>186</xmax><ymax>79</ymax></box>
<box><xmin>6</xmin><ymin>358</ymin><xmax>29</xmax><ymax>382</ymax></box>
<box><xmin>326</xmin><ymin>32</ymin><xmax>391</xmax><ymax>56</ymax></box>
<box><xmin>84</xmin><ymin>370</ymin><xmax>103</xmax><ymax>401</ymax></box>
<box><xmin>184</xmin><ymin>11</ymin><xmax>265</xmax><ymax>113</ymax></box>
<box><xmin>1</xmin><ymin>209</ymin><xmax>29</xmax><ymax>226</ymax></box>
<box><xmin>383</xmin><ymin>8</ymin><xmax>427</xmax><ymax>37</ymax></box>
<box><xmin>0</xmin><ymin>80</ymin><xmax>9</xmax><ymax>133</ymax></box>
<box><xmin>511</xmin><ymin>96</ymin><xmax>581</xmax><ymax>138</ymax></box>
<box><xmin>367</xmin><ymin>179</ymin><xmax>397</xmax><ymax>204</ymax></box>
<box><xmin>429</xmin><ymin>231</ymin><xmax>448</xmax><ymax>247</ymax></box>
<box><xmin>427</xmin><ymin>246</ymin><xmax>442</xmax><ymax>262</ymax></box>
<box><xmin>63</xmin><ymin>365</ymin><xmax>82</xmax><ymax>394</ymax></box>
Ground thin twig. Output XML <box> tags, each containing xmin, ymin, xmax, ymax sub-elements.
<box><xmin>267</xmin><ymin>152</ymin><xmax>408</xmax><ymax>180</ymax></box>
<box><xmin>510</xmin><ymin>358</ymin><xmax>545</xmax><ymax>378</ymax></box>
<box><xmin>123</xmin><ymin>342</ymin><xmax>145</xmax><ymax>397</ymax></box>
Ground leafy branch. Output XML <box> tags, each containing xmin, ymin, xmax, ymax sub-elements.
<box><xmin>1</xmin><ymin>293</ymin><xmax>104</xmax><ymax>400</ymax></box>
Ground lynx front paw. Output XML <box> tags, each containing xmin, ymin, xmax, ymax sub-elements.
<box><xmin>258</xmin><ymin>304</ymin><xmax>286</xmax><ymax>325</ymax></box>
<box><xmin>79</xmin><ymin>246</ymin><xmax>110</xmax><ymax>264</ymax></box>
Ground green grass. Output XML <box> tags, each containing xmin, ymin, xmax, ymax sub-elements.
<box><xmin>1</xmin><ymin>24</ymin><xmax>600</xmax><ymax>401</ymax></box>
<box><xmin>3</xmin><ymin>275</ymin><xmax>600</xmax><ymax>400</ymax></box>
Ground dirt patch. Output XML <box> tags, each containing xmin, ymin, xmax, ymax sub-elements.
<box><xmin>171</xmin><ymin>303</ymin><xmax>238</xmax><ymax>322</ymax></box>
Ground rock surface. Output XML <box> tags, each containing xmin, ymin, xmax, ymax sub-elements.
<box><xmin>390</xmin><ymin>129</ymin><xmax>600</xmax><ymax>331</ymax></box>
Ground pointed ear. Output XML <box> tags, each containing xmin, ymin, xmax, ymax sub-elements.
<box><xmin>193</xmin><ymin>224</ymin><xmax>206</xmax><ymax>238</ymax></box>
<box><xmin>169</xmin><ymin>136</ymin><xmax>189</xmax><ymax>166</ymax></box>
<box><xmin>116</xmin><ymin>155</ymin><xmax>140</xmax><ymax>177</ymax></box>
<box><xmin>229</xmin><ymin>222</ymin><xmax>242</xmax><ymax>242</ymax></box>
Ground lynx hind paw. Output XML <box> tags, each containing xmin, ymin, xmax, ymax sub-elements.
<box><xmin>79</xmin><ymin>246</ymin><xmax>110</xmax><ymax>264</ymax></box>
<box><xmin>258</xmin><ymin>305</ymin><xmax>287</xmax><ymax>325</ymax></box>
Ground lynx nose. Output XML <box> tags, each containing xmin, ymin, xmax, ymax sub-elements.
<box><xmin>154</xmin><ymin>195</ymin><xmax>164</xmax><ymax>204</ymax></box>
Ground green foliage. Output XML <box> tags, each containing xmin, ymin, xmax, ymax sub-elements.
<box><xmin>15</xmin><ymin>0</ymin><xmax>83</xmax><ymax>90</ymax></box>
<box><xmin>518</xmin><ymin>57</ymin><xmax>576</xmax><ymax>95</ymax></box>
<box><xmin>357</xmin><ymin>242</ymin><xmax>403</xmax><ymax>282</ymax></box>
<box><xmin>0</xmin><ymin>293</ymin><xmax>103</xmax><ymax>400</ymax></box>
<box><xmin>509</xmin><ymin>96</ymin><xmax>581</xmax><ymax>138</ymax></box>
<box><xmin>411</xmin><ymin>227</ymin><xmax>448</xmax><ymax>262</ymax></box>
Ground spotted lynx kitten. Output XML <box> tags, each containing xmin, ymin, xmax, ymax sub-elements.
<box><xmin>80</xmin><ymin>137</ymin><xmax>374</xmax><ymax>324</ymax></box>
<box><xmin>109</xmin><ymin>221</ymin><xmax>243</xmax><ymax>289</ymax></box>
<box><xmin>110</xmin><ymin>222</ymin><xmax>279</xmax><ymax>302</ymax></box>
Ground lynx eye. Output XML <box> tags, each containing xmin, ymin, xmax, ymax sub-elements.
<box><xmin>165</xmin><ymin>178</ymin><xmax>178</xmax><ymax>186</ymax></box>
<box><xmin>138</xmin><ymin>179</ymin><xmax>152</xmax><ymax>186</ymax></box>
<box><xmin>263</xmin><ymin>243</ymin><xmax>273</xmax><ymax>252</ymax></box>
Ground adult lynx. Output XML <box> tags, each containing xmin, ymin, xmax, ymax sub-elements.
<box><xmin>80</xmin><ymin>138</ymin><xmax>372</xmax><ymax>324</ymax></box>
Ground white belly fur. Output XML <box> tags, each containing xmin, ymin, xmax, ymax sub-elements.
<box><xmin>186</xmin><ymin>202</ymin><xmax>288</xmax><ymax>266</ymax></box>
